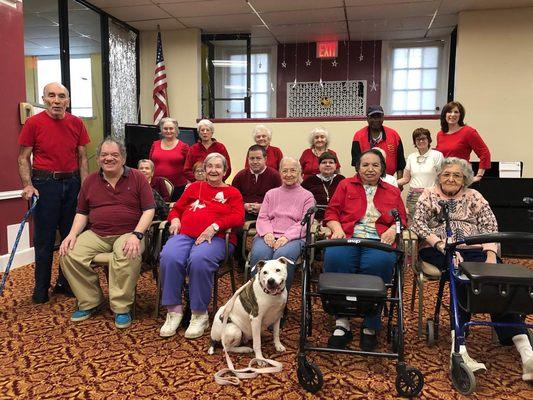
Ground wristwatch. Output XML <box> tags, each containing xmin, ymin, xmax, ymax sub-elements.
<box><xmin>211</xmin><ymin>223</ymin><xmax>220</xmax><ymax>232</ymax></box>
<box><xmin>132</xmin><ymin>231</ymin><xmax>144</xmax><ymax>240</ymax></box>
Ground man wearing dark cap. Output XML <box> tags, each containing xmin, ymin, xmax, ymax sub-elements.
<box><xmin>351</xmin><ymin>105</ymin><xmax>405</xmax><ymax>179</ymax></box>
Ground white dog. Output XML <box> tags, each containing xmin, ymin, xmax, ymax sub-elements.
<box><xmin>208</xmin><ymin>257</ymin><xmax>290</xmax><ymax>360</ymax></box>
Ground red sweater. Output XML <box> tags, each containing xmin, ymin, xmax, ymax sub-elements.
<box><xmin>149</xmin><ymin>140</ymin><xmax>189</xmax><ymax>187</ymax></box>
<box><xmin>168</xmin><ymin>181</ymin><xmax>244</xmax><ymax>245</ymax></box>
<box><xmin>245</xmin><ymin>145</ymin><xmax>283</xmax><ymax>171</ymax></box>
<box><xmin>324</xmin><ymin>174</ymin><xmax>407</xmax><ymax>238</ymax></box>
<box><xmin>436</xmin><ymin>125</ymin><xmax>491</xmax><ymax>169</ymax></box>
<box><xmin>299</xmin><ymin>148</ymin><xmax>341</xmax><ymax>179</ymax></box>
<box><xmin>351</xmin><ymin>125</ymin><xmax>405</xmax><ymax>175</ymax></box>
<box><xmin>183</xmin><ymin>140</ymin><xmax>232</xmax><ymax>181</ymax></box>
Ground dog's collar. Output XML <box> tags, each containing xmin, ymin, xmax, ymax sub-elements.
<box><xmin>259</xmin><ymin>278</ymin><xmax>285</xmax><ymax>296</ymax></box>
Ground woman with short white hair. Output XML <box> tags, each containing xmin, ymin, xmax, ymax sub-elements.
<box><xmin>245</xmin><ymin>124</ymin><xmax>283</xmax><ymax>171</ymax></box>
<box><xmin>299</xmin><ymin>127</ymin><xmax>341</xmax><ymax>179</ymax></box>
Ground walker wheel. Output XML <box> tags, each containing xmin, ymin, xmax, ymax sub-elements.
<box><xmin>426</xmin><ymin>319</ymin><xmax>435</xmax><ymax>346</ymax></box>
<box><xmin>297</xmin><ymin>358</ymin><xmax>323</xmax><ymax>393</ymax></box>
<box><xmin>395</xmin><ymin>366</ymin><xmax>424</xmax><ymax>397</ymax></box>
<box><xmin>391</xmin><ymin>325</ymin><xmax>399</xmax><ymax>353</ymax></box>
<box><xmin>451</xmin><ymin>361</ymin><xmax>476</xmax><ymax>395</ymax></box>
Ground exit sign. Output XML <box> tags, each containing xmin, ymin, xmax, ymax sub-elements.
<box><xmin>316</xmin><ymin>41</ymin><xmax>338</xmax><ymax>59</ymax></box>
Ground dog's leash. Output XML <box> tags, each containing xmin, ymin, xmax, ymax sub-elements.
<box><xmin>0</xmin><ymin>196</ymin><xmax>38</xmax><ymax>296</ymax></box>
<box><xmin>214</xmin><ymin>278</ymin><xmax>283</xmax><ymax>386</ymax></box>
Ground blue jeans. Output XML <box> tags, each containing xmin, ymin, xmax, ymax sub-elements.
<box><xmin>323</xmin><ymin>245</ymin><xmax>397</xmax><ymax>330</ymax></box>
<box><xmin>249</xmin><ymin>236</ymin><xmax>304</xmax><ymax>293</ymax></box>
<box><xmin>159</xmin><ymin>234</ymin><xmax>234</xmax><ymax>312</ymax></box>
<box><xmin>32</xmin><ymin>175</ymin><xmax>80</xmax><ymax>295</ymax></box>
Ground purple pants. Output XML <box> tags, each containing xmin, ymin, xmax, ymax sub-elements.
<box><xmin>159</xmin><ymin>234</ymin><xmax>233</xmax><ymax>312</ymax></box>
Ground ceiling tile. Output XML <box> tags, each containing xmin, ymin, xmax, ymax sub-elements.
<box><xmin>159</xmin><ymin>0</ymin><xmax>250</xmax><ymax>18</ymax></box>
<box><xmin>263</xmin><ymin>8</ymin><xmax>345</xmax><ymax>26</ymax></box>
<box><xmin>180</xmin><ymin>14</ymin><xmax>259</xmax><ymax>31</ymax></box>
<box><xmin>246</xmin><ymin>0</ymin><xmax>344</xmax><ymax>12</ymax></box>
<box><xmin>87</xmin><ymin>0</ymin><xmax>153</xmax><ymax>7</ymax></box>
<box><xmin>102</xmin><ymin>5</ymin><xmax>170</xmax><ymax>21</ymax></box>
<box><xmin>127</xmin><ymin>18</ymin><xmax>187</xmax><ymax>31</ymax></box>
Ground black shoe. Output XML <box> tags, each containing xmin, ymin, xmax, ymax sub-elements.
<box><xmin>359</xmin><ymin>328</ymin><xmax>378</xmax><ymax>352</ymax></box>
<box><xmin>32</xmin><ymin>292</ymin><xmax>49</xmax><ymax>304</ymax></box>
<box><xmin>327</xmin><ymin>326</ymin><xmax>353</xmax><ymax>349</ymax></box>
<box><xmin>53</xmin><ymin>282</ymin><xmax>74</xmax><ymax>297</ymax></box>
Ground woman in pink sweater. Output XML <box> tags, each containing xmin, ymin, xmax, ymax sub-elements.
<box><xmin>249</xmin><ymin>157</ymin><xmax>315</xmax><ymax>293</ymax></box>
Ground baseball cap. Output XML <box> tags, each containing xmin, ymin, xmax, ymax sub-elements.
<box><xmin>367</xmin><ymin>105</ymin><xmax>384</xmax><ymax>116</ymax></box>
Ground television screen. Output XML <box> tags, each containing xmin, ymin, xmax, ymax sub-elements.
<box><xmin>124</xmin><ymin>123</ymin><xmax>160</xmax><ymax>168</ymax></box>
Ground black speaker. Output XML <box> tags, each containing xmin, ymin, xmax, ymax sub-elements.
<box><xmin>124</xmin><ymin>123</ymin><xmax>160</xmax><ymax>168</ymax></box>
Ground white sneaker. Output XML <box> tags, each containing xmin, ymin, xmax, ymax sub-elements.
<box><xmin>159</xmin><ymin>312</ymin><xmax>183</xmax><ymax>337</ymax></box>
<box><xmin>184</xmin><ymin>312</ymin><xmax>209</xmax><ymax>339</ymax></box>
<box><xmin>450</xmin><ymin>331</ymin><xmax>486</xmax><ymax>373</ymax></box>
<box><xmin>523</xmin><ymin>356</ymin><xmax>533</xmax><ymax>382</ymax></box>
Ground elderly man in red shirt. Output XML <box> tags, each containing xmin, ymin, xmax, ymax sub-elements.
<box><xmin>18</xmin><ymin>82</ymin><xmax>90</xmax><ymax>304</ymax></box>
<box><xmin>59</xmin><ymin>138</ymin><xmax>155</xmax><ymax>329</ymax></box>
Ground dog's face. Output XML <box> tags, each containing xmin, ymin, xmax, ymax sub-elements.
<box><xmin>255</xmin><ymin>257</ymin><xmax>290</xmax><ymax>295</ymax></box>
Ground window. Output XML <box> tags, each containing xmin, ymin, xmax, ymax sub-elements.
<box><xmin>36</xmin><ymin>56</ymin><xmax>93</xmax><ymax>117</ymax></box>
<box><xmin>383</xmin><ymin>41</ymin><xmax>449</xmax><ymax>115</ymax></box>
<box><xmin>224</xmin><ymin>51</ymin><xmax>273</xmax><ymax>118</ymax></box>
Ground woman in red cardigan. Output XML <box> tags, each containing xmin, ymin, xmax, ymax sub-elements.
<box><xmin>435</xmin><ymin>101</ymin><xmax>491</xmax><ymax>183</ymax></box>
<box><xmin>299</xmin><ymin>127</ymin><xmax>341</xmax><ymax>179</ymax></box>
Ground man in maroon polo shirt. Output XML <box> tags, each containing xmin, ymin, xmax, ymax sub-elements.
<box><xmin>351</xmin><ymin>105</ymin><xmax>405</xmax><ymax>179</ymax></box>
<box><xmin>18</xmin><ymin>82</ymin><xmax>90</xmax><ymax>304</ymax></box>
<box><xmin>59</xmin><ymin>138</ymin><xmax>155</xmax><ymax>329</ymax></box>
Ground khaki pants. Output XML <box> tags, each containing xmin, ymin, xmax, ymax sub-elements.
<box><xmin>61</xmin><ymin>230</ymin><xmax>144</xmax><ymax>314</ymax></box>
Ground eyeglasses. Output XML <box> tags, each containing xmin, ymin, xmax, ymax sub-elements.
<box><xmin>280</xmin><ymin>168</ymin><xmax>298</xmax><ymax>175</ymax></box>
<box><xmin>194</xmin><ymin>170</ymin><xmax>205</xmax><ymax>174</ymax></box>
<box><xmin>441</xmin><ymin>172</ymin><xmax>464</xmax><ymax>180</ymax></box>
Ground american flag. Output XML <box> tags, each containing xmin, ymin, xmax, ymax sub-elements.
<box><xmin>153</xmin><ymin>31</ymin><xmax>168</xmax><ymax>124</ymax></box>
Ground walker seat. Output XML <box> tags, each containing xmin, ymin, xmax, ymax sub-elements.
<box><xmin>458</xmin><ymin>262</ymin><xmax>533</xmax><ymax>314</ymax></box>
<box><xmin>318</xmin><ymin>272</ymin><xmax>387</xmax><ymax>316</ymax></box>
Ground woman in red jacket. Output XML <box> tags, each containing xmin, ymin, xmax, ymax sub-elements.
<box><xmin>158</xmin><ymin>153</ymin><xmax>244</xmax><ymax>340</ymax></box>
<box><xmin>435</xmin><ymin>101</ymin><xmax>491</xmax><ymax>182</ymax></box>
<box><xmin>323</xmin><ymin>149</ymin><xmax>406</xmax><ymax>352</ymax></box>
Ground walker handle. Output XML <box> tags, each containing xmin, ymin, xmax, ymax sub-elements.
<box><xmin>308</xmin><ymin>238</ymin><xmax>403</xmax><ymax>254</ymax></box>
<box><xmin>461</xmin><ymin>232</ymin><xmax>533</xmax><ymax>246</ymax></box>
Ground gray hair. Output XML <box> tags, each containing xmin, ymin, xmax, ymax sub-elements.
<box><xmin>436</xmin><ymin>157</ymin><xmax>474</xmax><ymax>187</ymax></box>
<box><xmin>138</xmin><ymin>159</ymin><xmax>154</xmax><ymax>172</ymax></box>
<box><xmin>97</xmin><ymin>136</ymin><xmax>127</xmax><ymax>158</ymax></box>
<box><xmin>252</xmin><ymin>124</ymin><xmax>272</xmax><ymax>140</ymax></box>
<box><xmin>43</xmin><ymin>82</ymin><xmax>70</xmax><ymax>98</ymax></box>
<box><xmin>159</xmin><ymin>117</ymin><xmax>179</xmax><ymax>131</ymax></box>
<box><xmin>204</xmin><ymin>152</ymin><xmax>227</xmax><ymax>172</ymax></box>
<box><xmin>197</xmin><ymin>119</ymin><xmax>215</xmax><ymax>134</ymax></box>
<box><xmin>308</xmin><ymin>127</ymin><xmax>329</xmax><ymax>147</ymax></box>
<box><xmin>279</xmin><ymin>156</ymin><xmax>302</xmax><ymax>174</ymax></box>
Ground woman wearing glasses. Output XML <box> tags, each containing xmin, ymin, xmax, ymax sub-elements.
<box><xmin>397</xmin><ymin>128</ymin><xmax>443</xmax><ymax>220</ymax></box>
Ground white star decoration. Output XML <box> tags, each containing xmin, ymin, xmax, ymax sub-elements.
<box><xmin>281</xmin><ymin>61</ymin><xmax>287</xmax><ymax>68</ymax></box>
<box><xmin>305</xmin><ymin>59</ymin><xmax>312</xmax><ymax>67</ymax></box>
<box><xmin>331</xmin><ymin>59</ymin><xmax>338</xmax><ymax>67</ymax></box>
<box><xmin>370</xmin><ymin>81</ymin><xmax>378</xmax><ymax>92</ymax></box>
<box><xmin>359</xmin><ymin>54</ymin><xmax>364</xmax><ymax>62</ymax></box>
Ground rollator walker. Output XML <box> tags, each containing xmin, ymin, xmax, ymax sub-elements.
<box><xmin>296</xmin><ymin>206</ymin><xmax>424</xmax><ymax>397</ymax></box>
<box><xmin>425</xmin><ymin>201</ymin><xmax>533</xmax><ymax>395</ymax></box>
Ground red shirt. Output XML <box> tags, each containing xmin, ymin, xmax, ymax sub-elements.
<box><xmin>183</xmin><ymin>140</ymin><xmax>232</xmax><ymax>181</ymax></box>
<box><xmin>324</xmin><ymin>174</ymin><xmax>407</xmax><ymax>238</ymax></box>
<box><xmin>18</xmin><ymin>111</ymin><xmax>90</xmax><ymax>172</ymax></box>
<box><xmin>77</xmin><ymin>167</ymin><xmax>155</xmax><ymax>236</ymax></box>
<box><xmin>436</xmin><ymin>125</ymin><xmax>491</xmax><ymax>169</ymax></box>
<box><xmin>351</xmin><ymin>125</ymin><xmax>405</xmax><ymax>175</ymax></box>
<box><xmin>149</xmin><ymin>140</ymin><xmax>189</xmax><ymax>187</ymax></box>
<box><xmin>299</xmin><ymin>148</ymin><xmax>341</xmax><ymax>179</ymax></box>
<box><xmin>245</xmin><ymin>145</ymin><xmax>283</xmax><ymax>171</ymax></box>
<box><xmin>168</xmin><ymin>181</ymin><xmax>244</xmax><ymax>245</ymax></box>
<box><xmin>231</xmin><ymin>166</ymin><xmax>282</xmax><ymax>204</ymax></box>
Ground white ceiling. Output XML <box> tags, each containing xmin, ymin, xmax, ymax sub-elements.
<box><xmin>23</xmin><ymin>0</ymin><xmax>533</xmax><ymax>56</ymax></box>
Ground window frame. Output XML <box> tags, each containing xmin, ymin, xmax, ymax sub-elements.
<box><xmin>381</xmin><ymin>39</ymin><xmax>450</xmax><ymax>115</ymax></box>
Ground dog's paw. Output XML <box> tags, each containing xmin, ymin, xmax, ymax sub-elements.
<box><xmin>274</xmin><ymin>343</ymin><xmax>286</xmax><ymax>352</ymax></box>
<box><xmin>207</xmin><ymin>346</ymin><xmax>215</xmax><ymax>355</ymax></box>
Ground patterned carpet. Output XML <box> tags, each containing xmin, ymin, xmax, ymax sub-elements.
<box><xmin>0</xmin><ymin>256</ymin><xmax>532</xmax><ymax>400</ymax></box>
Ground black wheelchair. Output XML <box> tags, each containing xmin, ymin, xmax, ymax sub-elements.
<box><xmin>296</xmin><ymin>206</ymin><xmax>424</xmax><ymax>397</ymax></box>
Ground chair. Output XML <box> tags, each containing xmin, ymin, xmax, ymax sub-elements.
<box><xmin>162</xmin><ymin>177</ymin><xmax>174</xmax><ymax>199</ymax></box>
<box><xmin>153</xmin><ymin>225</ymin><xmax>236</xmax><ymax>319</ymax></box>
<box><xmin>90</xmin><ymin>220</ymin><xmax>162</xmax><ymax>318</ymax></box>
<box><xmin>402</xmin><ymin>229</ymin><xmax>441</xmax><ymax>337</ymax></box>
